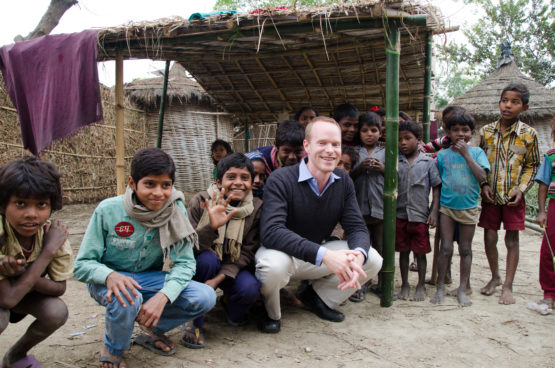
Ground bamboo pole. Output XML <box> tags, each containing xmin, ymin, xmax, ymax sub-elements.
<box><xmin>422</xmin><ymin>31</ymin><xmax>432</xmax><ymax>143</ymax></box>
<box><xmin>244</xmin><ymin>121</ymin><xmax>249</xmax><ymax>153</ymax></box>
<box><xmin>381</xmin><ymin>21</ymin><xmax>400</xmax><ymax>308</ymax></box>
<box><xmin>115</xmin><ymin>54</ymin><xmax>125</xmax><ymax>195</ymax></box>
<box><xmin>157</xmin><ymin>60</ymin><xmax>171</xmax><ymax>148</ymax></box>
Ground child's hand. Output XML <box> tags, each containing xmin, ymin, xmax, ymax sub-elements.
<box><xmin>481</xmin><ymin>185</ymin><xmax>494</xmax><ymax>203</ymax></box>
<box><xmin>0</xmin><ymin>256</ymin><xmax>26</xmax><ymax>277</ymax></box>
<box><xmin>360</xmin><ymin>158</ymin><xmax>374</xmax><ymax>170</ymax></box>
<box><xmin>507</xmin><ymin>189</ymin><xmax>523</xmax><ymax>206</ymax></box>
<box><xmin>427</xmin><ymin>213</ymin><xmax>438</xmax><ymax>228</ymax></box>
<box><xmin>136</xmin><ymin>292</ymin><xmax>168</xmax><ymax>328</ymax></box>
<box><xmin>105</xmin><ymin>271</ymin><xmax>142</xmax><ymax>307</ymax></box>
<box><xmin>368</xmin><ymin>159</ymin><xmax>385</xmax><ymax>173</ymax></box>
<box><xmin>537</xmin><ymin>211</ymin><xmax>547</xmax><ymax>228</ymax></box>
<box><xmin>42</xmin><ymin>219</ymin><xmax>68</xmax><ymax>255</ymax></box>
<box><xmin>451</xmin><ymin>139</ymin><xmax>469</xmax><ymax>156</ymax></box>
<box><xmin>202</xmin><ymin>189</ymin><xmax>238</xmax><ymax>231</ymax></box>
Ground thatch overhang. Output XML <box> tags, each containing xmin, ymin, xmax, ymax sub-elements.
<box><xmin>124</xmin><ymin>63</ymin><xmax>217</xmax><ymax>109</ymax></box>
<box><xmin>96</xmin><ymin>1</ymin><xmax>448</xmax><ymax>123</ymax></box>
<box><xmin>449</xmin><ymin>60</ymin><xmax>555</xmax><ymax>123</ymax></box>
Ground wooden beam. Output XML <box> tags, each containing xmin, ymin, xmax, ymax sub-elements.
<box><xmin>115</xmin><ymin>54</ymin><xmax>125</xmax><ymax>195</ymax></box>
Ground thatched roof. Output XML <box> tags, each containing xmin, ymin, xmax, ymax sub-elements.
<box><xmin>124</xmin><ymin>62</ymin><xmax>216</xmax><ymax>108</ymax></box>
<box><xmin>449</xmin><ymin>60</ymin><xmax>555</xmax><ymax>122</ymax></box>
<box><xmin>96</xmin><ymin>1</ymin><xmax>449</xmax><ymax>123</ymax></box>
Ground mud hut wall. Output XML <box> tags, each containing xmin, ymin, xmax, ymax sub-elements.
<box><xmin>0</xmin><ymin>76</ymin><xmax>148</xmax><ymax>203</ymax></box>
<box><xmin>145</xmin><ymin>104</ymin><xmax>234</xmax><ymax>193</ymax></box>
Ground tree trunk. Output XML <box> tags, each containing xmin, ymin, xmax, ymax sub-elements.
<box><xmin>15</xmin><ymin>0</ymin><xmax>78</xmax><ymax>42</ymax></box>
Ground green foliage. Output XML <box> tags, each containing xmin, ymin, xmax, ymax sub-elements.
<box><xmin>214</xmin><ymin>0</ymin><xmax>342</xmax><ymax>12</ymax></box>
<box><xmin>441</xmin><ymin>0</ymin><xmax>554</xmax><ymax>86</ymax></box>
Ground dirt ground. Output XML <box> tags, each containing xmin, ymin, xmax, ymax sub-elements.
<box><xmin>1</xmin><ymin>203</ymin><xmax>554</xmax><ymax>368</ymax></box>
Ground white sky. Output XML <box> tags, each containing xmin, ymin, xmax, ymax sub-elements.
<box><xmin>0</xmin><ymin>0</ymin><xmax>475</xmax><ymax>86</ymax></box>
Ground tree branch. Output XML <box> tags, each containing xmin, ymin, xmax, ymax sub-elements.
<box><xmin>15</xmin><ymin>0</ymin><xmax>78</xmax><ymax>42</ymax></box>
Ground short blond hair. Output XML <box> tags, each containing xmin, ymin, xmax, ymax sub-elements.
<box><xmin>305</xmin><ymin>116</ymin><xmax>341</xmax><ymax>141</ymax></box>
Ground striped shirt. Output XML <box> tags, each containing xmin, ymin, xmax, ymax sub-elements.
<box><xmin>479</xmin><ymin>120</ymin><xmax>540</xmax><ymax>205</ymax></box>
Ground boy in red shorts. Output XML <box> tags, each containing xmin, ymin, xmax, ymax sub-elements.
<box><xmin>479</xmin><ymin>82</ymin><xmax>540</xmax><ymax>304</ymax></box>
<box><xmin>395</xmin><ymin>121</ymin><xmax>441</xmax><ymax>301</ymax></box>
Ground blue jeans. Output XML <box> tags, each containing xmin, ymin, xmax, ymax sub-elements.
<box><xmin>193</xmin><ymin>251</ymin><xmax>260</xmax><ymax>326</ymax></box>
<box><xmin>87</xmin><ymin>271</ymin><xmax>216</xmax><ymax>355</ymax></box>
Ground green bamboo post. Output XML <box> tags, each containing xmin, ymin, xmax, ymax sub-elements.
<box><xmin>423</xmin><ymin>31</ymin><xmax>432</xmax><ymax>143</ymax></box>
<box><xmin>244</xmin><ymin>121</ymin><xmax>249</xmax><ymax>152</ymax></box>
<box><xmin>381</xmin><ymin>21</ymin><xmax>400</xmax><ymax>308</ymax></box>
<box><xmin>156</xmin><ymin>60</ymin><xmax>171</xmax><ymax>148</ymax></box>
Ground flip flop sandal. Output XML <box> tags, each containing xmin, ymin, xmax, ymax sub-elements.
<box><xmin>11</xmin><ymin>355</ymin><xmax>44</xmax><ymax>368</ymax></box>
<box><xmin>99</xmin><ymin>355</ymin><xmax>123</xmax><ymax>368</ymax></box>
<box><xmin>348</xmin><ymin>288</ymin><xmax>366</xmax><ymax>303</ymax></box>
<box><xmin>180</xmin><ymin>321</ymin><xmax>205</xmax><ymax>349</ymax></box>
<box><xmin>133</xmin><ymin>333</ymin><xmax>176</xmax><ymax>356</ymax></box>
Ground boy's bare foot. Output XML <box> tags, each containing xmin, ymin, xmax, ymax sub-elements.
<box><xmin>480</xmin><ymin>278</ymin><xmax>501</xmax><ymax>296</ymax></box>
<box><xmin>430</xmin><ymin>289</ymin><xmax>444</xmax><ymax>304</ymax></box>
<box><xmin>99</xmin><ymin>346</ymin><xmax>126</xmax><ymax>368</ymax></box>
<box><xmin>2</xmin><ymin>348</ymin><xmax>26</xmax><ymax>368</ymax></box>
<box><xmin>457</xmin><ymin>288</ymin><xmax>472</xmax><ymax>307</ymax></box>
<box><xmin>498</xmin><ymin>287</ymin><xmax>516</xmax><ymax>305</ymax></box>
<box><xmin>425</xmin><ymin>278</ymin><xmax>436</xmax><ymax>286</ymax></box>
<box><xmin>395</xmin><ymin>284</ymin><xmax>410</xmax><ymax>300</ymax></box>
<box><xmin>447</xmin><ymin>287</ymin><xmax>472</xmax><ymax>297</ymax></box>
<box><xmin>411</xmin><ymin>285</ymin><xmax>426</xmax><ymax>301</ymax></box>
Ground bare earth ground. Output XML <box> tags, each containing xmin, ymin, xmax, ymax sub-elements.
<box><xmin>1</xmin><ymin>203</ymin><xmax>554</xmax><ymax>368</ymax></box>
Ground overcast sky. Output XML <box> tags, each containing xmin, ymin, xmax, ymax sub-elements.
<box><xmin>0</xmin><ymin>0</ymin><xmax>475</xmax><ymax>86</ymax></box>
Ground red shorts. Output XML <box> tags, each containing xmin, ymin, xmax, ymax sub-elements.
<box><xmin>395</xmin><ymin>219</ymin><xmax>431</xmax><ymax>254</ymax></box>
<box><xmin>478</xmin><ymin>200</ymin><xmax>526</xmax><ymax>231</ymax></box>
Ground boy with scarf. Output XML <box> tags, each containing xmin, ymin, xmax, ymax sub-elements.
<box><xmin>181</xmin><ymin>153</ymin><xmax>262</xmax><ymax>348</ymax></box>
<box><xmin>74</xmin><ymin>148</ymin><xmax>216</xmax><ymax>368</ymax></box>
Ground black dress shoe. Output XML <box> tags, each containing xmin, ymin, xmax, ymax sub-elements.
<box><xmin>257</xmin><ymin>315</ymin><xmax>281</xmax><ymax>333</ymax></box>
<box><xmin>298</xmin><ymin>285</ymin><xmax>345</xmax><ymax>322</ymax></box>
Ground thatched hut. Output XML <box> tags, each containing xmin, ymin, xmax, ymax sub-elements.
<box><xmin>449</xmin><ymin>47</ymin><xmax>555</xmax><ymax>154</ymax></box>
<box><xmin>125</xmin><ymin>62</ymin><xmax>234</xmax><ymax>193</ymax></box>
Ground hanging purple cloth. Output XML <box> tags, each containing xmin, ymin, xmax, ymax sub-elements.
<box><xmin>0</xmin><ymin>30</ymin><xmax>103</xmax><ymax>155</ymax></box>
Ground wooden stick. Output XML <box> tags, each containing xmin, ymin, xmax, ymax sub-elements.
<box><xmin>115</xmin><ymin>54</ymin><xmax>126</xmax><ymax>195</ymax></box>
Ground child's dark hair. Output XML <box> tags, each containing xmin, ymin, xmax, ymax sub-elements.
<box><xmin>444</xmin><ymin>111</ymin><xmax>476</xmax><ymax>131</ymax></box>
<box><xmin>294</xmin><ymin>106</ymin><xmax>318</xmax><ymax>121</ymax></box>
<box><xmin>216</xmin><ymin>153</ymin><xmax>255</xmax><ymax>183</ymax></box>
<box><xmin>442</xmin><ymin>105</ymin><xmax>466</xmax><ymax>121</ymax></box>
<box><xmin>333</xmin><ymin>103</ymin><xmax>359</xmax><ymax>122</ymax></box>
<box><xmin>398</xmin><ymin>121</ymin><xmax>423</xmax><ymax>140</ymax></box>
<box><xmin>501</xmin><ymin>82</ymin><xmax>530</xmax><ymax>105</ymax></box>
<box><xmin>275</xmin><ymin>120</ymin><xmax>305</xmax><ymax>148</ymax></box>
<box><xmin>131</xmin><ymin>148</ymin><xmax>176</xmax><ymax>184</ymax></box>
<box><xmin>399</xmin><ymin>111</ymin><xmax>411</xmax><ymax>121</ymax></box>
<box><xmin>0</xmin><ymin>156</ymin><xmax>63</xmax><ymax>211</ymax></box>
<box><xmin>341</xmin><ymin>145</ymin><xmax>360</xmax><ymax>167</ymax></box>
<box><xmin>375</xmin><ymin>107</ymin><xmax>386</xmax><ymax>118</ymax></box>
<box><xmin>358</xmin><ymin>112</ymin><xmax>382</xmax><ymax>130</ymax></box>
<box><xmin>211</xmin><ymin>139</ymin><xmax>233</xmax><ymax>164</ymax></box>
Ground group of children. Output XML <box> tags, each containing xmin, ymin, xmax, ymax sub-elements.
<box><xmin>0</xmin><ymin>81</ymin><xmax>551</xmax><ymax>368</ymax></box>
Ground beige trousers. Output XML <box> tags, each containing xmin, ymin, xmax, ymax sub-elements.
<box><xmin>255</xmin><ymin>240</ymin><xmax>383</xmax><ymax>320</ymax></box>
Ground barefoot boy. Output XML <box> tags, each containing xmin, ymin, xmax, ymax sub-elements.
<box><xmin>478</xmin><ymin>83</ymin><xmax>540</xmax><ymax>304</ymax></box>
<box><xmin>432</xmin><ymin>111</ymin><xmax>490</xmax><ymax>306</ymax></box>
<box><xmin>74</xmin><ymin>148</ymin><xmax>216</xmax><ymax>367</ymax></box>
<box><xmin>0</xmin><ymin>157</ymin><xmax>73</xmax><ymax>368</ymax></box>
<box><xmin>395</xmin><ymin>121</ymin><xmax>441</xmax><ymax>302</ymax></box>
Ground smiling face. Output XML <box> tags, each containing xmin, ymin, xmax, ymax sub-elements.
<box><xmin>304</xmin><ymin>121</ymin><xmax>342</xmax><ymax>176</ymax></box>
<box><xmin>338</xmin><ymin>116</ymin><xmax>359</xmax><ymax>143</ymax></box>
<box><xmin>128</xmin><ymin>173</ymin><xmax>173</xmax><ymax>211</ymax></box>
<box><xmin>359</xmin><ymin>123</ymin><xmax>381</xmax><ymax>149</ymax></box>
<box><xmin>499</xmin><ymin>90</ymin><xmax>528</xmax><ymax>125</ymax></box>
<box><xmin>3</xmin><ymin>196</ymin><xmax>51</xmax><ymax>245</ymax></box>
<box><xmin>276</xmin><ymin>143</ymin><xmax>304</xmax><ymax>167</ymax></box>
<box><xmin>297</xmin><ymin>109</ymin><xmax>317</xmax><ymax>126</ymax></box>
<box><xmin>217</xmin><ymin>166</ymin><xmax>252</xmax><ymax>203</ymax></box>
<box><xmin>398</xmin><ymin>130</ymin><xmax>419</xmax><ymax>158</ymax></box>
<box><xmin>446</xmin><ymin>123</ymin><xmax>473</xmax><ymax>144</ymax></box>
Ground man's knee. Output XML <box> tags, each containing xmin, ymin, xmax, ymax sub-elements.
<box><xmin>106</xmin><ymin>290</ymin><xmax>142</xmax><ymax>318</ymax></box>
<box><xmin>40</xmin><ymin>298</ymin><xmax>69</xmax><ymax>331</ymax></box>
<box><xmin>233</xmin><ymin>276</ymin><xmax>261</xmax><ymax>304</ymax></box>
<box><xmin>505</xmin><ymin>230</ymin><xmax>519</xmax><ymax>249</ymax></box>
<box><xmin>191</xmin><ymin>282</ymin><xmax>217</xmax><ymax>314</ymax></box>
<box><xmin>255</xmin><ymin>249</ymin><xmax>291</xmax><ymax>284</ymax></box>
<box><xmin>364</xmin><ymin>247</ymin><xmax>383</xmax><ymax>277</ymax></box>
<box><xmin>195</xmin><ymin>251</ymin><xmax>221</xmax><ymax>281</ymax></box>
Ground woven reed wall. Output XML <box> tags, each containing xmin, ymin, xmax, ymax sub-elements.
<box><xmin>233</xmin><ymin>123</ymin><xmax>278</xmax><ymax>153</ymax></box>
<box><xmin>0</xmin><ymin>76</ymin><xmax>148</xmax><ymax>203</ymax></box>
<box><xmin>146</xmin><ymin>105</ymin><xmax>234</xmax><ymax>193</ymax></box>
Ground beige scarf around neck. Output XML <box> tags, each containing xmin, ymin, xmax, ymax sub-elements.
<box><xmin>197</xmin><ymin>183</ymin><xmax>254</xmax><ymax>262</ymax></box>
<box><xmin>123</xmin><ymin>186</ymin><xmax>198</xmax><ymax>271</ymax></box>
